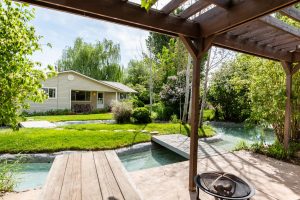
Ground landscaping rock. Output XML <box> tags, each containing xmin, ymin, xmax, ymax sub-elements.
<box><xmin>295</xmin><ymin>151</ymin><xmax>300</xmax><ymax>158</ymax></box>
<box><xmin>141</xmin><ymin>130</ymin><xmax>148</xmax><ymax>133</ymax></box>
<box><xmin>127</xmin><ymin>129</ymin><xmax>136</xmax><ymax>132</ymax></box>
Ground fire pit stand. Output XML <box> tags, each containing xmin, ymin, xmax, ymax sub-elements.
<box><xmin>194</xmin><ymin>172</ymin><xmax>255</xmax><ymax>200</ymax></box>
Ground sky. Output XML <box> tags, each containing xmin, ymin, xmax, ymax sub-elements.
<box><xmin>30</xmin><ymin>5</ymin><xmax>150</xmax><ymax>69</ymax></box>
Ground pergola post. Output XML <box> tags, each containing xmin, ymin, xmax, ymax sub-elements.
<box><xmin>281</xmin><ymin>61</ymin><xmax>292</xmax><ymax>150</ymax></box>
<box><xmin>180</xmin><ymin>35</ymin><xmax>212</xmax><ymax>191</ymax></box>
<box><xmin>281</xmin><ymin>61</ymin><xmax>300</xmax><ymax>149</ymax></box>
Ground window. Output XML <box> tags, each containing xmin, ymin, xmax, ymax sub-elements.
<box><xmin>42</xmin><ymin>88</ymin><xmax>56</xmax><ymax>99</ymax></box>
<box><xmin>119</xmin><ymin>93</ymin><xmax>127</xmax><ymax>100</ymax></box>
<box><xmin>71</xmin><ymin>91</ymin><xmax>91</xmax><ymax>101</ymax></box>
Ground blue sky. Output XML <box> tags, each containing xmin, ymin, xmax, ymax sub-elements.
<box><xmin>30</xmin><ymin>5</ymin><xmax>150</xmax><ymax>68</ymax></box>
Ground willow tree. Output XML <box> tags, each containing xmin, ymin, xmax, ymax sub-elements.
<box><xmin>0</xmin><ymin>0</ymin><xmax>54</xmax><ymax>129</ymax></box>
<box><xmin>57</xmin><ymin>38</ymin><xmax>123</xmax><ymax>81</ymax></box>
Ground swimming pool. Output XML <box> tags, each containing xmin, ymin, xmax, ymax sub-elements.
<box><xmin>117</xmin><ymin>143</ymin><xmax>187</xmax><ymax>172</ymax></box>
<box><xmin>209</xmin><ymin>122</ymin><xmax>275</xmax><ymax>150</ymax></box>
<box><xmin>15</xmin><ymin>163</ymin><xmax>52</xmax><ymax>191</ymax></box>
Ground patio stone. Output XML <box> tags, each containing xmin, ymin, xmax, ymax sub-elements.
<box><xmin>150</xmin><ymin>131</ymin><xmax>159</xmax><ymax>135</ymax></box>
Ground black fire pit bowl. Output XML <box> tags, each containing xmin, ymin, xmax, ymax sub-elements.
<box><xmin>195</xmin><ymin>172</ymin><xmax>255</xmax><ymax>200</ymax></box>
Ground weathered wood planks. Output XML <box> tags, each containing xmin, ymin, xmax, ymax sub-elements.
<box><xmin>40</xmin><ymin>151</ymin><xmax>141</xmax><ymax>200</ymax></box>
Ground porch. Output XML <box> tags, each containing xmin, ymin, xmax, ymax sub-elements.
<box><xmin>70</xmin><ymin>90</ymin><xmax>119</xmax><ymax>113</ymax></box>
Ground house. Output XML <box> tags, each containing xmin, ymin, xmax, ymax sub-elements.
<box><xmin>28</xmin><ymin>70</ymin><xmax>137</xmax><ymax>113</ymax></box>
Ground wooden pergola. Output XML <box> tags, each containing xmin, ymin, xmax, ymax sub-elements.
<box><xmin>17</xmin><ymin>0</ymin><xmax>300</xmax><ymax>191</ymax></box>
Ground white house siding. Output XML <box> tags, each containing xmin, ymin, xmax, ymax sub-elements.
<box><xmin>28</xmin><ymin>72</ymin><xmax>118</xmax><ymax>113</ymax></box>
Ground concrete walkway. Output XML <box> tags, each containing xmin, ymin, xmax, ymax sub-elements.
<box><xmin>130</xmin><ymin>150</ymin><xmax>300</xmax><ymax>200</ymax></box>
<box><xmin>152</xmin><ymin>134</ymin><xmax>228</xmax><ymax>159</ymax></box>
<box><xmin>19</xmin><ymin>121</ymin><xmax>56</xmax><ymax>128</ymax></box>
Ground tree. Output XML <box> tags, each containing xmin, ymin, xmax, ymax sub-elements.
<box><xmin>207</xmin><ymin>55</ymin><xmax>251</xmax><ymax>122</ymax></box>
<box><xmin>246</xmin><ymin>55</ymin><xmax>300</xmax><ymax>143</ymax></box>
<box><xmin>0</xmin><ymin>0</ymin><xmax>55</xmax><ymax>129</ymax></box>
<box><xmin>57</xmin><ymin>38</ymin><xmax>123</xmax><ymax>81</ymax></box>
<box><xmin>199</xmin><ymin>47</ymin><xmax>232</xmax><ymax>127</ymax></box>
<box><xmin>146</xmin><ymin>32</ymin><xmax>172</xmax><ymax>59</ymax></box>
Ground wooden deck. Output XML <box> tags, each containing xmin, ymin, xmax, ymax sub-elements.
<box><xmin>41</xmin><ymin>151</ymin><xmax>141</xmax><ymax>200</ymax></box>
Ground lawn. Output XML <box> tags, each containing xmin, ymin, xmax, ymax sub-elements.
<box><xmin>25</xmin><ymin>113</ymin><xmax>113</xmax><ymax>122</ymax></box>
<box><xmin>0</xmin><ymin>123</ymin><xmax>215</xmax><ymax>153</ymax></box>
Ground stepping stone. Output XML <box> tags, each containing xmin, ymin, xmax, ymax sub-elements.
<box><xmin>127</xmin><ymin>129</ymin><xmax>136</xmax><ymax>132</ymax></box>
<box><xmin>20</xmin><ymin>121</ymin><xmax>56</xmax><ymax>128</ymax></box>
<box><xmin>114</xmin><ymin>130</ymin><xmax>122</xmax><ymax>132</ymax></box>
<box><xmin>150</xmin><ymin>131</ymin><xmax>159</xmax><ymax>135</ymax></box>
<box><xmin>141</xmin><ymin>130</ymin><xmax>148</xmax><ymax>133</ymax></box>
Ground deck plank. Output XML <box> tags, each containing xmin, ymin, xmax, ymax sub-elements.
<box><xmin>93</xmin><ymin>151</ymin><xmax>124</xmax><ymax>200</ymax></box>
<box><xmin>81</xmin><ymin>152</ymin><xmax>102</xmax><ymax>200</ymax></box>
<box><xmin>60</xmin><ymin>153</ymin><xmax>82</xmax><ymax>200</ymax></box>
<box><xmin>105</xmin><ymin>151</ymin><xmax>141</xmax><ymax>200</ymax></box>
<box><xmin>40</xmin><ymin>155</ymin><xmax>69</xmax><ymax>200</ymax></box>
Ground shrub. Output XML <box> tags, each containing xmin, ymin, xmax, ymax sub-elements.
<box><xmin>151</xmin><ymin>102</ymin><xmax>174</xmax><ymax>121</ymax></box>
<box><xmin>203</xmin><ymin>109</ymin><xmax>215</xmax><ymax>121</ymax></box>
<box><xmin>23</xmin><ymin>109</ymin><xmax>73</xmax><ymax>117</ymax></box>
<box><xmin>170</xmin><ymin>114</ymin><xmax>180</xmax><ymax>123</ymax></box>
<box><xmin>111</xmin><ymin>101</ymin><xmax>133</xmax><ymax>123</ymax></box>
<box><xmin>0</xmin><ymin>159</ymin><xmax>21</xmax><ymax>193</ymax></box>
<box><xmin>132</xmin><ymin>107</ymin><xmax>152</xmax><ymax>124</ymax></box>
<box><xmin>129</xmin><ymin>98</ymin><xmax>145</xmax><ymax>108</ymax></box>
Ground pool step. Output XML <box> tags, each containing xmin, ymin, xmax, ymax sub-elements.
<box><xmin>152</xmin><ymin>134</ymin><xmax>228</xmax><ymax>159</ymax></box>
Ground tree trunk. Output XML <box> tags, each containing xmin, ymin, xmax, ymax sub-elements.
<box><xmin>182</xmin><ymin>54</ymin><xmax>191</xmax><ymax>123</ymax></box>
<box><xmin>199</xmin><ymin>48</ymin><xmax>211</xmax><ymax>127</ymax></box>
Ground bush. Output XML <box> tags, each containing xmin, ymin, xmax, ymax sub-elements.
<box><xmin>129</xmin><ymin>98</ymin><xmax>145</xmax><ymax>108</ymax></box>
<box><xmin>150</xmin><ymin>102</ymin><xmax>174</xmax><ymax>121</ymax></box>
<box><xmin>170</xmin><ymin>114</ymin><xmax>180</xmax><ymax>123</ymax></box>
<box><xmin>23</xmin><ymin>109</ymin><xmax>74</xmax><ymax>117</ymax></box>
<box><xmin>111</xmin><ymin>101</ymin><xmax>133</xmax><ymax>123</ymax></box>
<box><xmin>132</xmin><ymin>107</ymin><xmax>152</xmax><ymax>124</ymax></box>
<box><xmin>0</xmin><ymin>159</ymin><xmax>21</xmax><ymax>193</ymax></box>
<box><xmin>203</xmin><ymin>109</ymin><xmax>215</xmax><ymax>121</ymax></box>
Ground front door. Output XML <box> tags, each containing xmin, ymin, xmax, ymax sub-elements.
<box><xmin>97</xmin><ymin>92</ymin><xmax>104</xmax><ymax>108</ymax></box>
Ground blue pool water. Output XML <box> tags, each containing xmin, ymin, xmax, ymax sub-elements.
<box><xmin>117</xmin><ymin>143</ymin><xmax>187</xmax><ymax>172</ymax></box>
<box><xmin>15</xmin><ymin>163</ymin><xmax>52</xmax><ymax>191</ymax></box>
<box><xmin>209</xmin><ymin>122</ymin><xmax>275</xmax><ymax>150</ymax></box>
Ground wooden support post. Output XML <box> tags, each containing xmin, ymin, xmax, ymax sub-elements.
<box><xmin>281</xmin><ymin>61</ymin><xmax>293</xmax><ymax>150</ymax></box>
<box><xmin>180</xmin><ymin>35</ymin><xmax>212</xmax><ymax>191</ymax></box>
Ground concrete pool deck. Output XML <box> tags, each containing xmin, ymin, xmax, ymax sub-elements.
<box><xmin>130</xmin><ymin>150</ymin><xmax>300</xmax><ymax>200</ymax></box>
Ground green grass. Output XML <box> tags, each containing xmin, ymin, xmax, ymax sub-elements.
<box><xmin>25</xmin><ymin>113</ymin><xmax>113</xmax><ymax>122</ymax></box>
<box><xmin>63</xmin><ymin>123</ymin><xmax>215</xmax><ymax>138</ymax></box>
<box><xmin>0</xmin><ymin>123</ymin><xmax>215</xmax><ymax>153</ymax></box>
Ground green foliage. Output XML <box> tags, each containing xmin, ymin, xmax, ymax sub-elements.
<box><xmin>0</xmin><ymin>159</ymin><xmax>21</xmax><ymax>193</ymax></box>
<box><xmin>141</xmin><ymin>0</ymin><xmax>157</xmax><ymax>11</ymax></box>
<box><xmin>111</xmin><ymin>101</ymin><xmax>133</xmax><ymax>123</ymax></box>
<box><xmin>25</xmin><ymin>113</ymin><xmax>113</xmax><ymax>122</ymax></box>
<box><xmin>170</xmin><ymin>114</ymin><xmax>180</xmax><ymax>123</ymax></box>
<box><xmin>0</xmin><ymin>0</ymin><xmax>55</xmax><ymax>129</ymax></box>
<box><xmin>151</xmin><ymin>102</ymin><xmax>173</xmax><ymax>121</ymax></box>
<box><xmin>203</xmin><ymin>109</ymin><xmax>215</xmax><ymax>121</ymax></box>
<box><xmin>146</xmin><ymin>32</ymin><xmax>171</xmax><ymax>58</ymax></box>
<box><xmin>130</xmin><ymin>97</ymin><xmax>145</xmax><ymax>108</ymax></box>
<box><xmin>234</xmin><ymin>140</ymin><xmax>250</xmax><ymax>151</ymax></box>
<box><xmin>23</xmin><ymin>109</ymin><xmax>74</xmax><ymax>117</ymax></box>
<box><xmin>132</xmin><ymin>107</ymin><xmax>152</xmax><ymax>124</ymax></box>
<box><xmin>57</xmin><ymin>38</ymin><xmax>123</xmax><ymax>81</ymax></box>
<box><xmin>208</xmin><ymin>56</ymin><xmax>251</xmax><ymax>122</ymax></box>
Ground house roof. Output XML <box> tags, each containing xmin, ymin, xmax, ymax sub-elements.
<box><xmin>59</xmin><ymin>70</ymin><xmax>137</xmax><ymax>93</ymax></box>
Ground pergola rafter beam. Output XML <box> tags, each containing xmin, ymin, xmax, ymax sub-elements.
<box><xmin>280</xmin><ymin>7</ymin><xmax>300</xmax><ymax>22</ymax></box>
<box><xmin>259</xmin><ymin>15</ymin><xmax>300</xmax><ymax>38</ymax></box>
<box><xmin>213</xmin><ymin>33</ymin><xmax>293</xmax><ymax>61</ymax></box>
<box><xmin>16</xmin><ymin>0</ymin><xmax>201</xmax><ymax>38</ymax></box>
<box><xmin>195</xmin><ymin>0</ymin><xmax>299</xmax><ymax>37</ymax></box>
<box><xmin>179</xmin><ymin>0</ymin><xmax>211</xmax><ymax>19</ymax></box>
<box><xmin>161</xmin><ymin>0</ymin><xmax>187</xmax><ymax>14</ymax></box>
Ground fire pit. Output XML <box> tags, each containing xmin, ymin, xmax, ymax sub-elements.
<box><xmin>194</xmin><ymin>172</ymin><xmax>255</xmax><ymax>200</ymax></box>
